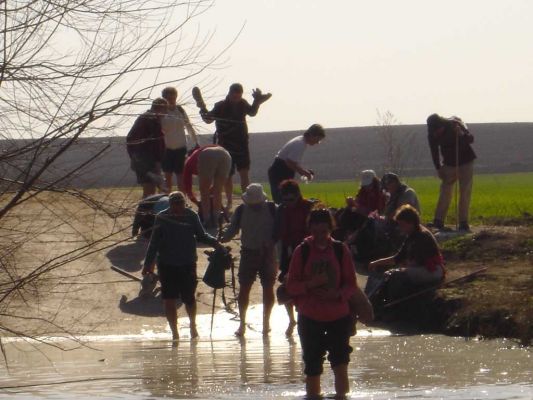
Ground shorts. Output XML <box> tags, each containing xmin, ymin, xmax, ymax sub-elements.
<box><xmin>131</xmin><ymin>157</ymin><xmax>159</xmax><ymax>184</ymax></box>
<box><xmin>161</xmin><ymin>147</ymin><xmax>187</xmax><ymax>174</ymax></box>
<box><xmin>238</xmin><ymin>247</ymin><xmax>278</xmax><ymax>287</ymax></box>
<box><xmin>222</xmin><ymin>146</ymin><xmax>250</xmax><ymax>175</ymax></box>
<box><xmin>157</xmin><ymin>263</ymin><xmax>197</xmax><ymax>304</ymax></box>
<box><xmin>198</xmin><ymin>147</ymin><xmax>232</xmax><ymax>182</ymax></box>
<box><xmin>297</xmin><ymin>314</ymin><xmax>354</xmax><ymax>376</ymax></box>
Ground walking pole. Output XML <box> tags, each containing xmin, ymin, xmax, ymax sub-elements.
<box><xmin>455</xmin><ymin>122</ymin><xmax>460</xmax><ymax>230</ymax></box>
<box><xmin>210</xmin><ymin>288</ymin><xmax>216</xmax><ymax>337</ymax></box>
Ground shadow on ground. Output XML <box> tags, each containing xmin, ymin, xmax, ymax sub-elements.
<box><xmin>106</xmin><ymin>239</ymin><xmax>148</xmax><ymax>273</ymax></box>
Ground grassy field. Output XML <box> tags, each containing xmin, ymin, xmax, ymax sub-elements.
<box><xmin>251</xmin><ymin>172</ymin><xmax>533</xmax><ymax>224</ymax></box>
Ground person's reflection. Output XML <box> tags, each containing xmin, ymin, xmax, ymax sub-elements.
<box><xmin>263</xmin><ymin>336</ymin><xmax>272</xmax><ymax>382</ymax></box>
<box><xmin>286</xmin><ymin>336</ymin><xmax>299</xmax><ymax>383</ymax></box>
<box><xmin>238</xmin><ymin>336</ymin><xmax>249</xmax><ymax>385</ymax></box>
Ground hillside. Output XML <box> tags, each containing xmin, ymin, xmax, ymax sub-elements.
<box><xmin>2</xmin><ymin>123</ymin><xmax>532</xmax><ymax>188</ymax></box>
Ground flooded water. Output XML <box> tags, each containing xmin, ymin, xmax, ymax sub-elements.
<box><xmin>0</xmin><ymin>305</ymin><xmax>531</xmax><ymax>399</ymax></box>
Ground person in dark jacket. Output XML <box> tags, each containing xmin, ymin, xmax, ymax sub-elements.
<box><xmin>142</xmin><ymin>191</ymin><xmax>221</xmax><ymax>340</ymax></box>
<box><xmin>198</xmin><ymin>83</ymin><xmax>271</xmax><ymax>204</ymax></box>
<box><xmin>126</xmin><ymin>98</ymin><xmax>168</xmax><ymax>198</ymax></box>
<box><xmin>427</xmin><ymin>114</ymin><xmax>476</xmax><ymax>231</ymax></box>
<box><xmin>381</xmin><ymin>173</ymin><xmax>420</xmax><ymax>220</ymax></box>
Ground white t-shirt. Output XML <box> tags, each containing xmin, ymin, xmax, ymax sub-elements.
<box><xmin>161</xmin><ymin>106</ymin><xmax>195</xmax><ymax>150</ymax></box>
<box><xmin>276</xmin><ymin>135</ymin><xmax>307</xmax><ymax>164</ymax></box>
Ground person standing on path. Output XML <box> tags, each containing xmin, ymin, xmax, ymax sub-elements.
<box><xmin>142</xmin><ymin>191</ymin><xmax>221</xmax><ymax>340</ymax></box>
<box><xmin>286</xmin><ymin>209</ymin><xmax>357</xmax><ymax>398</ymax></box>
<box><xmin>221</xmin><ymin>183</ymin><xmax>278</xmax><ymax>337</ymax></box>
<box><xmin>268</xmin><ymin>124</ymin><xmax>325</xmax><ymax>204</ymax></box>
<box><xmin>161</xmin><ymin>87</ymin><xmax>199</xmax><ymax>193</ymax></box>
<box><xmin>427</xmin><ymin>114</ymin><xmax>476</xmax><ymax>231</ymax></box>
<box><xmin>126</xmin><ymin>98</ymin><xmax>167</xmax><ymax>198</ymax></box>
<box><xmin>182</xmin><ymin>145</ymin><xmax>232</xmax><ymax>227</ymax></box>
<box><xmin>198</xmin><ymin>83</ymin><xmax>271</xmax><ymax>198</ymax></box>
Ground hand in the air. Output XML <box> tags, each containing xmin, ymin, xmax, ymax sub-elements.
<box><xmin>252</xmin><ymin>88</ymin><xmax>272</xmax><ymax>103</ymax></box>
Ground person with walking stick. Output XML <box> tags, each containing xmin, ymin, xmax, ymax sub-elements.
<box><xmin>427</xmin><ymin>114</ymin><xmax>476</xmax><ymax>231</ymax></box>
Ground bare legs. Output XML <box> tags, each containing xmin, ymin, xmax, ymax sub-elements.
<box><xmin>142</xmin><ymin>182</ymin><xmax>156</xmax><ymax>198</ymax></box>
<box><xmin>285</xmin><ymin>303</ymin><xmax>297</xmax><ymax>336</ymax></box>
<box><xmin>238</xmin><ymin>168</ymin><xmax>250</xmax><ymax>192</ymax></box>
<box><xmin>164</xmin><ymin>172</ymin><xmax>185</xmax><ymax>194</ymax></box>
<box><xmin>199</xmin><ymin>175</ymin><xmax>212</xmax><ymax>224</ymax></box>
<box><xmin>304</xmin><ymin>364</ymin><xmax>349</xmax><ymax>399</ymax></box>
<box><xmin>235</xmin><ymin>282</ymin><xmax>274</xmax><ymax>337</ymax></box>
<box><xmin>235</xmin><ymin>283</ymin><xmax>252</xmax><ymax>336</ymax></box>
<box><xmin>164</xmin><ymin>298</ymin><xmax>198</xmax><ymax>340</ymax></box>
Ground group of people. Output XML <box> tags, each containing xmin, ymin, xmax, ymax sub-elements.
<box><xmin>126</xmin><ymin>83</ymin><xmax>477</xmax><ymax>398</ymax></box>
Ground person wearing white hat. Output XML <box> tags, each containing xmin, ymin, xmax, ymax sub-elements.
<box><xmin>345</xmin><ymin>170</ymin><xmax>385</xmax><ymax>216</ymax></box>
<box><xmin>221</xmin><ymin>183</ymin><xmax>278</xmax><ymax>337</ymax></box>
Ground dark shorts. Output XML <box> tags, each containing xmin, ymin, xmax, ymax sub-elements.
<box><xmin>238</xmin><ymin>247</ymin><xmax>278</xmax><ymax>287</ymax></box>
<box><xmin>297</xmin><ymin>314</ymin><xmax>354</xmax><ymax>376</ymax></box>
<box><xmin>226</xmin><ymin>147</ymin><xmax>250</xmax><ymax>175</ymax></box>
<box><xmin>162</xmin><ymin>147</ymin><xmax>187</xmax><ymax>174</ymax></box>
<box><xmin>157</xmin><ymin>263</ymin><xmax>197</xmax><ymax>304</ymax></box>
<box><xmin>131</xmin><ymin>157</ymin><xmax>159</xmax><ymax>184</ymax></box>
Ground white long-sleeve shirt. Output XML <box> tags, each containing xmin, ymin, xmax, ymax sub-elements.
<box><xmin>161</xmin><ymin>105</ymin><xmax>198</xmax><ymax>150</ymax></box>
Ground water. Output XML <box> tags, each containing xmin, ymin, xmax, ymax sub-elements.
<box><xmin>0</xmin><ymin>305</ymin><xmax>531</xmax><ymax>399</ymax></box>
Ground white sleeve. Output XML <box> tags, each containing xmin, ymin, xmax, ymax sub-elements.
<box><xmin>278</xmin><ymin>137</ymin><xmax>306</xmax><ymax>163</ymax></box>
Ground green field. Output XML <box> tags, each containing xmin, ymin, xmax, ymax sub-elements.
<box><xmin>251</xmin><ymin>172</ymin><xmax>533</xmax><ymax>224</ymax></box>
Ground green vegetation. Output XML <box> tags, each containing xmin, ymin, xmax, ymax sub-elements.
<box><xmin>251</xmin><ymin>172</ymin><xmax>533</xmax><ymax>224</ymax></box>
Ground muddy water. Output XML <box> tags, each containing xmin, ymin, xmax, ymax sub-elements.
<box><xmin>0</xmin><ymin>305</ymin><xmax>531</xmax><ymax>399</ymax></box>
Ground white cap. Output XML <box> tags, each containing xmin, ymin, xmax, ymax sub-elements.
<box><xmin>242</xmin><ymin>183</ymin><xmax>268</xmax><ymax>205</ymax></box>
<box><xmin>361</xmin><ymin>170</ymin><xmax>377</xmax><ymax>187</ymax></box>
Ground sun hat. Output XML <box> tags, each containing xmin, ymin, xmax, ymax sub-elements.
<box><xmin>361</xmin><ymin>170</ymin><xmax>377</xmax><ymax>187</ymax></box>
<box><xmin>242</xmin><ymin>183</ymin><xmax>268</xmax><ymax>205</ymax></box>
<box><xmin>168</xmin><ymin>191</ymin><xmax>186</xmax><ymax>203</ymax></box>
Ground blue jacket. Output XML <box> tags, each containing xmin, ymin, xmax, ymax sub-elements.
<box><xmin>144</xmin><ymin>208</ymin><xmax>217</xmax><ymax>268</ymax></box>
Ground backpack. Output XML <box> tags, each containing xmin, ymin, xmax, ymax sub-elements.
<box><xmin>234</xmin><ymin>202</ymin><xmax>277</xmax><ymax>228</ymax></box>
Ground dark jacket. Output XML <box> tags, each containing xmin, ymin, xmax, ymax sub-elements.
<box><xmin>200</xmin><ymin>98</ymin><xmax>260</xmax><ymax>151</ymax></box>
<box><xmin>428</xmin><ymin>119</ymin><xmax>476</xmax><ymax>169</ymax></box>
<box><xmin>126</xmin><ymin>110</ymin><xmax>165</xmax><ymax>163</ymax></box>
<box><xmin>144</xmin><ymin>208</ymin><xmax>217</xmax><ymax>268</ymax></box>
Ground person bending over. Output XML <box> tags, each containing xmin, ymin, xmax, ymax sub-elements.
<box><xmin>183</xmin><ymin>145</ymin><xmax>232</xmax><ymax>227</ymax></box>
<box><xmin>268</xmin><ymin>124</ymin><xmax>325</xmax><ymax>204</ymax></box>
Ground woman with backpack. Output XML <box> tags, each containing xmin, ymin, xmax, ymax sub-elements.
<box><xmin>286</xmin><ymin>209</ymin><xmax>358</xmax><ymax>398</ymax></box>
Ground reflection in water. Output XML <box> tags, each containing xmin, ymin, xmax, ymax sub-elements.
<box><xmin>0</xmin><ymin>305</ymin><xmax>531</xmax><ymax>399</ymax></box>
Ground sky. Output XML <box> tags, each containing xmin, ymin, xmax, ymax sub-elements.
<box><xmin>171</xmin><ymin>0</ymin><xmax>533</xmax><ymax>133</ymax></box>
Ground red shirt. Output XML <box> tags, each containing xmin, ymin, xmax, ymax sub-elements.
<box><xmin>280</xmin><ymin>198</ymin><xmax>313</xmax><ymax>246</ymax></box>
<box><xmin>286</xmin><ymin>237</ymin><xmax>357</xmax><ymax>322</ymax></box>
<box><xmin>355</xmin><ymin>185</ymin><xmax>386</xmax><ymax>216</ymax></box>
<box><xmin>182</xmin><ymin>145</ymin><xmax>218</xmax><ymax>202</ymax></box>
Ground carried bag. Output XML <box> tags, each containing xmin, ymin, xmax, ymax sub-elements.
<box><xmin>202</xmin><ymin>247</ymin><xmax>232</xmax><ymax>289</ymax></box>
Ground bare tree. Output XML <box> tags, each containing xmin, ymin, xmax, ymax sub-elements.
<box><xmin>375</xmin><ymin>110</ymin><xmax>419</xmax><ymax>176</ymax></box>
<box><xmin>0</xmin><ymin>0</ymin><xmax>230</xmax><ymax>350</ymax></box>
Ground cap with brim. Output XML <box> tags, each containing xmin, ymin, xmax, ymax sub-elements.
<box><xmin>242</xmin><ymin>183</ymin><xmax>268</xmax><ymax>205</ymax></box>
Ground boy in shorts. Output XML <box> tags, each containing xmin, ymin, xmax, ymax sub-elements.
<box><xmin>142</xmin><ymin>191</ymin><xmax>221</xmax><ymax>340</ymax></box>
<box><xmin>221</xmin><ymin>183</ymin><xmax>278</xmax><ymax>337</ymax></box>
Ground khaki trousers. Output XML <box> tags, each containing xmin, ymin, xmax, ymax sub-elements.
<box><xmin>434</xmin><ymin>161</ymin><xmax>474</xmax><ymax>223</ymax></box>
